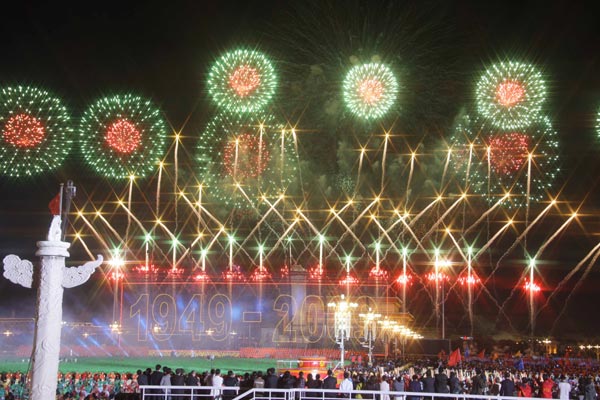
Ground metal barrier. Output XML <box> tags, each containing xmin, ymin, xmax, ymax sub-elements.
<box><xmin>137</xmin><ymin>386</ymin><xmax>536</xmax><ymax>400</ymax></box>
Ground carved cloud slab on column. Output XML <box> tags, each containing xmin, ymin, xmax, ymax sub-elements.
<box><xmin>2</xmin><ymin>254</ymin><xmax>33</xmax><ymax>288</ymax></box>
<box><xmin>61</xmin><ymin>255</ymin><xmax>104</xmax><ymax>288</ymax></box>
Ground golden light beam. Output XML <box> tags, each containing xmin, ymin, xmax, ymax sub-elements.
<box><xmin>475</xmin><ymin>219</ymin><xmax>513</xmax><ymax>259</ymax></box>
<box><xmin>463</xmin><ymin>192</ymin><xmax>510</xmax><ymax>235</ymax></box>
<box><xmin>533</xmin><ymin>212</ymin><xmax>577</xmax><ymax>260</ymax></box>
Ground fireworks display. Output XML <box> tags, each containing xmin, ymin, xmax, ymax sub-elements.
<box><xmin>207</xmin><ymin>49</ymin><xmax>277</xmax><ymax>114</ymax></box>
<box><xmin>1</xmin><ymin>44</ymin><xmax>596</xmax><ymax>343</ymax></box>
<box><xmin>79</xmin><ymin>94</ymin><xmax>168</xmax><ymax>179</ymax></box>
<box><xmin>196</xmin><ymin>111</ymin><xmax>298</xmax><ymax>208</ymax></box>
<box><xmin>343</xmin><ymin>63</ymin><xmax>398</xmax><ymax>120</ymax></box>
<box><xmin>487</xmin><ymin>132</ymin><xmax>531</xmax><ymax>176</ymax></box>
<box><xmin>451</xmin><ymin>117</ymin><xmax>559</xmax><ymax>205</ymax></box>
<box><xmin>0</xmin><ymin>86</ymin><xmax>72</xmax><ymax>177</ymax></box>
<box><xmin>476</xmin><ymin>61</ymin><xmax>546</xmax><ymax>130</ymax></box>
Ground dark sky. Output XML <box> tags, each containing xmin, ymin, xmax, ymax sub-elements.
<box><xmin>0</xmin><ymin>0</ymin><xmax>598</xmax><ymax>339</ymax></box>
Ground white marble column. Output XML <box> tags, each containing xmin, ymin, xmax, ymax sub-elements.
<box><xmin>3</xmin><ymin>216</ymin><xmax>102</xmax><ymax>400</ymax></box>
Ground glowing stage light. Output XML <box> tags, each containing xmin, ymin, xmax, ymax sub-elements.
<box><xmin>222</xmin><ymin>265</ymin><xmax>246</xmax><ymax>282</ymax></box>
<box><xmin>427</xmin><ymin>272</ymin><xmax>449</xmax><ymax>282</ymax></box>
<box><xmin>395</xmin><ymin>273</ymin><xmax>412</xmax><ymax>285</ymax></box>
<box><xmin>368</xmin><ymin>265</ymin><xmax>389</xmax><ymax>280</ymax></box>
<box><xmin>0</xmin><ymin>86</ymin><xmax>72</xmax><ymax>177</ymax></box>
<box><xmin>524</xmin><ymin>280</ymin><xmax>541</xmax><ymax>292</ymax></box>
<box><xmin>193</xmin><ymin>272</ymin><xmax>211</xmax><ymax>282</ymax></box>
<box><xmin>250</xmin><ymin>266</ymin><xmax>272</xmax><ymax>282</ymax></box>
<box><xmin>458</xmin><ymin>275</ymin><xmax>481</xmax><ymax>286</ymax></box>
<box><xmin>338</xmin><ymin>274</ymin><xmax>359</xmax><ymax>286</ymax></box>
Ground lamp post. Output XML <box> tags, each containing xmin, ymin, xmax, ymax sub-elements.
<box><xmin>328</xmin><ymin>294</ymin><xmax>357</xmax><ymax>370</ymax></box>
<box><xmin>359</xmin><ymin>308</ymin><xmax>381</xmax><ymax>366</ymax></box>
<box><xmin>109</xmin><ymin>249</ymin><xmax>124</xmax><ymax>328</ymax></box>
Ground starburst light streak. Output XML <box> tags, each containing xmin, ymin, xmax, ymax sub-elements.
<box><xmin>476</xmin><ymin>61</ymin><xmax>546</xmax><ymax>129</ymax></box>
<box><xmin>0</xmin><ymin>86</ymin><xmax>72</xmax><ymax>177</ymax></box>
<box><xmin>343</xmin><ymin>63</ymin><xmax>398</xmax><ymax>120</ymax></box>
<box><xmin>196</xmin><ymin>112</ymin><xmax>297</xmax><ymax>208</ymax></box>
<box><xmin>597</xmin><ymin>107</ymin><xmax>600</xmax><ymax>139</ymax></box>
<box><xmin>207</xmin><ymin>49</ymin><xmax>277</xmax><ymax>113</ymax></box>
<box><xmin>79</xmin><ymin>94</ymin><xmax>168</xmax><ymax>179</ymax></box>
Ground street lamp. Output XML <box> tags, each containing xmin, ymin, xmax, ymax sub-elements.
<box><xmin>328</xmin><ymin>294</ymin><xmax>357</xmax><ymax>370</ymax></box>
<box><xmin>109</xmin><ymin>249</ymin><xmax>125</xmax><ymax>326</ymax></box>
<box><xmin>359</xmin><ymin>308</ymin><xmax>381</xmax><ymax>366</ymax></box>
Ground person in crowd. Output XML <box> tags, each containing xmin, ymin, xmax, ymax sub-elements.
<box><xmin>223</xmin><ymin>370</ymin><xmax>239</xmax><ymax>400</ymax></box>
<box><xmin>171</xmin><ymin>368</ymin><xmax>186</xmax><ymax>400</ymax></box>
<box><xmin>212</xmin><ymin>369</ymin><xmax>224</xmax><ymax>400</ymax></box>
<box><xmin>421</xmin><ymin>370</ymin><xmax>435</xmax><ymax>399</ymax></box>
<box><xmin>541</xmin><ymin>374</ymin><xmax>555</xmax><ymax>399</ymax></box>
<box><xmin>380</xmin><ymin>375</ymin><xmax>391</xmax><ymax>400</ymax></box>
<box><xmin>393</xmin><ymin>374</ymin><xmax>405</xmax><ymax>400</ymax></box>
<box><xmin>559</xmin><ymin>376</ymin><xmax>572</xmax><ymax>400</ymax></box>
<box><xmin>408</xmin><ymin>374</ymin><xmax>423</xmax><ymax>400</ymax></box>
<box><xmin>160</xmin><ymin>367</ymin><xmax>172</xmax><ymax>398</ymax></box>
<box><xmin>518</xmin><ymin>377</ymin><xmax>533</xmax><ymax>398</ymax></box>
<box><xmin>500</xmin><ymin>372</ymin><xmax>515</xmax><ymax>397</ymax></box>
<box><xmin>340</xmin><ymin>371</ymin><xmax>354</xmax><ymax>398</ymax></box>
<box><xmin>449</xmin><ymin>371</ymin><xmax>461</xmax><ymax>395</ymax></box>
<box><xmin>434</xmin><ymin>367</ymin><xmax>449</xmax><ymax>394</ymax></box>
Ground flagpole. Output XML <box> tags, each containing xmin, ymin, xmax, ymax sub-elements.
<box><xmin>58</xmin><ymin>183</ymin><xmax>64</xmax><ymax>218</ymax></box>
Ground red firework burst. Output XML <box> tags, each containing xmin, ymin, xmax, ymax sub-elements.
<box><xmin>105</xmin><ymin>119</ymin><xmax>142</xmax><ymax>154</ymax></box>
<box><xmin>358</xmin><ymin>79</ymin><xmax>384</xmax><ymax>105</ymax></box>
<box><xmin>488</xmin><ymin>132</ymin><xmax>530</xmax><ymax>176</ymax></box>
<box><xmin>222</xmin><ymin>133</ymin><xmax>269</xmax><ymax>180</ymax></box>
<box><xmin>229</xmin><ymin>65</ymin><xmax>261</xmax><ymax>98</ymax></box>
<box><xmin>496</xmin><ymin>81</ymin><xmax>525</xmax><ymax>107</ymax></box>
<box><xmin>3</xmin><ymin>113</ymin><xmax>46</xmax><ymax>148</ymax></box>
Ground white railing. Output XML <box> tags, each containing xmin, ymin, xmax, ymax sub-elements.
<box><xmin>137</xmin><ymin>386</ymin><xmax>537</xmax><ymax>400</ymax></box>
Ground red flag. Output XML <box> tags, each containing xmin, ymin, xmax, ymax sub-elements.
<box><xmin>48</xmin><ymin>192</ymin><xmax>61</xmax><ymax>216</ymax></box>
<box><xmin>477</xmin><ymin>349</ymin><xmax>485</xmax><ymax>359</ymax></box>
<box><xmin>448</xmin><ymin>348</ymin><xmax>461</xmax><ymax>367</ymax></box>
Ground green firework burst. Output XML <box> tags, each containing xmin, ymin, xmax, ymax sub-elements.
<box><xmin>79</xmin><ymin>94</ymin><xmax>168</xmax><ymax>179</ymax></box>
<box><xmin>343</xmin><ymin>62</ymin><xmax>398</xmax><ymax>120</ymax></box>
<box><xmin>196</xmin><ymin>111</ymin><xmax>298</xmax><ymax>208</ymax></box>
<box><xmin>0</xmin><ymin>85</ymin><xmax>72</xmax><ymax>177</ymax></box>
<box><xmin>207</xmin><ymin>49</ymin><xmax>277</xmax><ymax>114</ymax></box>
<box><xmin>451</xmin><ymin>116</ymin><xmax>559</xmax><ymax>207</ymax></box>
<box><xmin>476</xmin><ymin>61</ymin><xmax>546</xmax><ymax>130</ymax></box>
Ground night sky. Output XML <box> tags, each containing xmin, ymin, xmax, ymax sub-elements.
<box><xmin>0</xmin><ymin>0</ymin><xmax>599</xmax><ymax>340</ymax></box>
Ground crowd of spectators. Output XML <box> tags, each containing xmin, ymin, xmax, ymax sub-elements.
<box><xmin>2</xmin><ymin>356</ymin><xmax>600</xmax><ymax>400</ymax></box>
